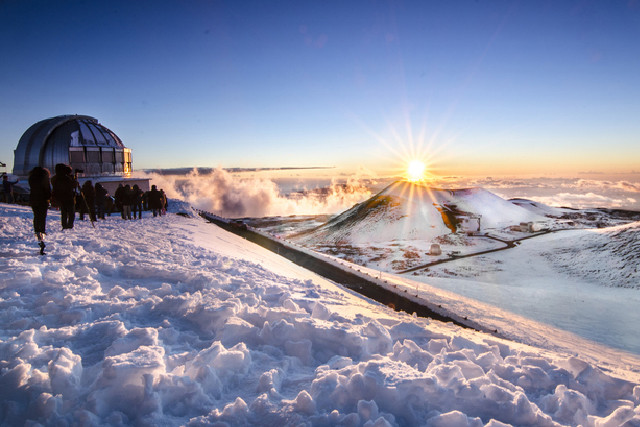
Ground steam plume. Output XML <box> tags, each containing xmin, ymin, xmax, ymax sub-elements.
<box><xmin>134</xmin><ymin>168</ymin><xmax>373</xmax><ymax>217</ymax></box>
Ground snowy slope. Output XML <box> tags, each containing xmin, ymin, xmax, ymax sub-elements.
<box><xmin>1</xmin><ymin>203</ymin><xmax>640</xmax><ymax>426</ymax></box>
<box><xmin>296</xmin><ymin>181</ymin><xmax>546</xmax><ymax>245</ymax></box>
<box><xmin>546</xmin><ymin>221</ymin><xmax>640</xmax><ymax>289</ymax></box>
<box><xmin>403</xmin><ymin>223</ymin><xmax>640</xmax><ymax>355</ymax></box>
<box><xmin>509</xmin><ymin>198</ymin><xmax>568</xmax><ymax>218</ymax></box>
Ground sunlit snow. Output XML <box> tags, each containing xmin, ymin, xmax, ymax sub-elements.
<box><xmin>1</xmin><ymin>202</ymin><xmax>639</xmax><ymax>426</ymax></box>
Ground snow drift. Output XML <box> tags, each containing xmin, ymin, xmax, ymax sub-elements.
<box><xmin>1</xmin><ymin>202</ymin><xmax>639</xmax><ymax>425</ymax></box>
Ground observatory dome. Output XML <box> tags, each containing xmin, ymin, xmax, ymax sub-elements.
<box><xmin>13</xmin><ymin>115</ymin><xmax>132</xmax><ymax>178</ymax></box>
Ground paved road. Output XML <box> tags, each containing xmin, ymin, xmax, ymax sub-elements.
<box><xmin>199</xmin><ymin>212</ymin><xmax>476</xmax><ymax>329</ymax></box>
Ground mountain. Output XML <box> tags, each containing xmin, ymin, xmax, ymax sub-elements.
<box><xmin>294</xmin><ymin>181</ymin><xmax>547</xmax><ymax>245</ymax></box>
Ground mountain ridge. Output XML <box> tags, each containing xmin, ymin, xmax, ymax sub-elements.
<box><xmin>293</xmin><ymin>180</ymin><xmax>547</xmax><ymax>245</ymax></box>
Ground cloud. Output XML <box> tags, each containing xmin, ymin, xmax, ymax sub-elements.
<box><xmin>436</xmin><ymin>176</ymin><xmax>640</xmax><ymax>210</ymax></box>
<box><xmin>615</xmin><ymin>181</ymin><xmax>640</xmax><ymax>193</ymax></box>
<box><xmin>134</xmin><ymin>170</ymin><xmax>640</xmax><ymax>215</ymax></box>
<box><xmin>530</xmin><ymin>193</ymin><xmax>637</xmax><ymax>209</ymax></box>
<box><xmin>135</xmin><ymin>168</ymin><xmax>372</xmax><ymax>217</ymax></box>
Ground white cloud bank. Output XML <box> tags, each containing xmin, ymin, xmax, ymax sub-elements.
<box><xmin>135</xmin><ymin>170</ymin><xmax>640</xmax><ymax>217</ymax></box>
<box><xmin>135</xmin><ymin>168</ymin><xmax>373</xmax><ymax>217</ymax></box>
<box><xmin>437</xmin><ymin>176</ymin><xmax>640</xmax><ymax>210</ymax></box>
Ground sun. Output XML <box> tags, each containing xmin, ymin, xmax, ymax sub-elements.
<box><xmin>406</xmin><ymin>159</ymin><xmax>427</xmax><ymax>182</ymax></box>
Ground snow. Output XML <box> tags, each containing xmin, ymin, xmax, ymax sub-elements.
<box><xmin>297</xmin><ymin>182</ymin><xmax>547</xmax><ymax>246</ymax></box>
<box><xmin>2</xmin><ymin>202</ymin><xmax>640</xmax><ymax>426</ymax></box>
<box><xmin>281</xmin><ymin>183</ymin><xmax>640</xmax><ymax>357</ymax></box>
<box><xmin>402</xmin><ymin>225</ymin><xmax>640</xmax><ymax>355</ymax></box>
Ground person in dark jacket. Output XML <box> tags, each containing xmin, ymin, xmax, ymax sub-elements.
<box><xmin>95</xmin><ymin>183</ymin><xmax>108</xmax><ymax>220</ymax></box>
<box><xmin>51</xmin><ymin>164</ymin><xmax>77</xmax><ymax>229</ymax></box>
<box><xmin>28</xmin><ymin>167</ymin><xmax>51</xmax><ymax>255</ymax></box>
<box><xmin>132</xmin><ymin>184</ymin><xmax>144</xmax><ymax>219</ymax></box>
<box><xmin>79</xmin><ymin>180</ymin><xmax>96</xmax><ymax>222</ymax></box>
<box><xmin>114</xmin><ymin>184</ymin><xmax>125</xmax><ymax>219</ymax></box>
<box><xmin>121</xmin><ymin>184</ymin><xmax>133</xmax><ymax>220</ymax></box>
<box><xmin>2</xmin><ymin>173</ymin><xmax>19</xmax><ymax>203</ymax></box>
<box><xmin>148</xmin><ymin>185</ymin><xmax>163</xmax><ymax>217</ymax></box>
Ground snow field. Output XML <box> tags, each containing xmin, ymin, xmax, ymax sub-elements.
<box><xmin>544</xmin><ymin>222</ymin><xmax>640</xmax><ymax>290</ymax></box>
<box><xmin>1</xmin><ymin>203</ymin><xmax>640</xmax><ymax>425</ymax></box>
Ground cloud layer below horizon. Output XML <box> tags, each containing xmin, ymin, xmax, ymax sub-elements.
<box><xmin>135</xmin><ymin>169</ymin><xmax>640</xmax><ymax>217</ymax></box>
<box><xmin>136</xmin><ymin>168</ymin><xmax>373</xmax><ymax>217</ymax></box>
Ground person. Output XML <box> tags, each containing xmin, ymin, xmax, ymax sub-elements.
<box><xmin>132</xmin><ymin>184</ymin><xmax>143</xmax><ymax>219</ymax></box>
<box><xmin>51</xmin><ymin>164</ymin><xmax>77</xmax><ymax>229</ymax></box>
<box><xmin>142</xmin><ymin>189</ymin><xmax>149</xmax><ymax>211</ymax></box>
<box><xmin>121</xmin><ymin>184</ymin><xmax>133</xmax><ymax>220</ymax></box>
<box><xmin>2</xmin><ymin>173</ymin><xmax>19</xmax><ymax>203</ymax></box>
<box><xmin>79</xmin><ymin>180</ymin><xmax>96</xmax><ymax>222</ymax></box>
<box><xmin>160</xmin><ymin>189</ymin><xmax>168</xmax><ymax>215</ymax></box>
<box><xmin>105</xmin><ymin>194</ymin><xmax>115</xmax><ymax>216</ymax></box>
<box><xmin>95</xmin><ymin>183</ymin><xmax>108</xmax><ymax>220</ymax></box>
<box><xmin>114</xmin><ymin>184</ymin><xmax>125</xmax><ymax>219</ymax></box>
<box><xmin>148</xmin><ymin>185</ymin><xmax>162</xmax><ymax>217</ymax></box>
<box><xmin>28</xmin><ymin>167</ymin><xmax>51</xmax><ymax>255</ymax></box>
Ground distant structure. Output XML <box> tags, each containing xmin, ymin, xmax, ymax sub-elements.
<box><xmin>458</xmin><ymin>214</ymin><xmax>482</xmax><ymax>234</ymax></box>
<box><xmin>519</xmin><ymin>222</ymin><xmax>535</xmax><ymax>233</ymax></box>
<box><xmin>13</xmin><ymin>115</ymin><xmax>148</xmax><ymax>193</ymax></box>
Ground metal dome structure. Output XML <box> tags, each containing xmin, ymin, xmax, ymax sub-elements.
<box><xmin>13</xmin><ymin>114</ymin><xmax>132</xmax><ymax>178</ymax></box>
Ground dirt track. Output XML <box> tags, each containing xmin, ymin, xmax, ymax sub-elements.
<box><xmin>398</xmin><ymin>231</ymin><xmax>554</xmax><ymax>274</ymax></box>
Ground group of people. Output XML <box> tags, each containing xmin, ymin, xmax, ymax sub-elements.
<box><xmin>25</xmin><ymin>163</ymin><xmax>168</xmax><ymax>255</ymax></box>
<box><xmin>112</xmin><ymin>183</ymin><xmax>167</xmax><ymax>220</ymax></box>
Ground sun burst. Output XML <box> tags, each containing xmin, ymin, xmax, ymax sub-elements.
<box><xmin>406</xmin><ymin>159</ymin><xmax>427</xmax><ymax>182</ymax></box>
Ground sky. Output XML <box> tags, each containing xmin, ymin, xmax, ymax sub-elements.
<box><xmin>1</xmin><ymin>0</ymin><xmax>640</xmax><ymax>177</ymax></box>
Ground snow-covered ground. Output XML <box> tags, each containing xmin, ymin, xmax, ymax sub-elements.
<box><xmin>2</xmin><ymin>202</ymin><xmax>640</xmax><ymax>426</ymax></box>
<box><xmin>407</xmin><ymin>225</ymin><xmax>640</xmax><ymax>356</ymax></box>
<box><xmin>294</xmin><ymin>182</ymin><xmax>549</xmax><ymax>246</ymax></box>
<box><xmin>275</xmin><ymin>183</ymin><xmax>640</xmax><ymax>357</ymax></box>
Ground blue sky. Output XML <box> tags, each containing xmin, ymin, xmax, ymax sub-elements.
<box><xmin>1</xmin><ymin>0</ymin><xmax>639</xmax><ymax>176</ymax></box>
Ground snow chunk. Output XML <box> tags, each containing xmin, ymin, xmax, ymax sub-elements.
<box><xmin>426</xmin><ymin>410</ymin><xmax>483</xmax><ymax>427</ymax></box>
<box><xmin>286</xmin><ymin>389</ymin><xmax>316</xmax><ymax>415</ymax></box>
<box><xmin>48</xmin><ymin>347</ymin><xmax>82</xmax><ymax>398</ymax></box>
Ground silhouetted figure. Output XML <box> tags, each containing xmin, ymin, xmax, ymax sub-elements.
<box><xmin>142</xmin><ymin>190</ymin><xmax>149</xmax><ymax>211</ymax></box>
<box><xmin>29</xmin><ymin>167</ymin><xmax>51</xmax><ymax>255</ymax></box>
<box><xmin>132</xmin><ymin>184</ymin><xmax>143</xmax><ymax>219</ymax></box>
<box><xmin>105</xmin><ymin>195</ymin><xmax>115</xmax><ymax>217</ymax></box>
<box><xmin>79</xmin><ymin>180</ymin><xmax>96</xmax><ymax>222</ymax></box>
<box><xmin>148</xmin><ymin>185</ymin><xmax>162</xmax><ymax>217</ymax></box>
<box><xmin>2</xmin><ymin>173</ymin><xmax>19</xmax><ymax>203</ymax></box>
<box><xmin>95</xmin><ymin>183</ymin><xmax>108</xmax><ymax>220</ymax></box>
<box><xmin>160</xmin><ymin>189</ymin><xmax>168</xmax><ymax>215</ymax></box>
<box><xmin>114</xmin><ymin>184</ymin><xmax>125</xmax><ymax>219</ymax></box>
<box><xmin>51</xmin><ymin>164</ymin><xmax>77</xmax><ymax>229</ymax></box>
<box><xmin>122</xmin><ymin>184</ymin><xmax>133</xmax><ymax>220</ymax></box>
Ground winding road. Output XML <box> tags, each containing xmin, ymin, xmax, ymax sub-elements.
<box><xmin>397</xmin><ymin>230</ymin><xmax>555</xmax><ymax>274</ymax></box>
